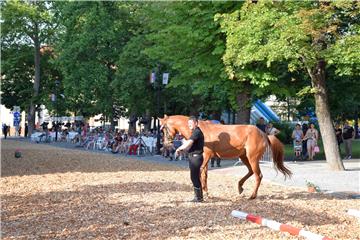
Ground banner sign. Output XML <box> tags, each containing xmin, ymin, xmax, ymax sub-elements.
<box><xmin>13</xmin><ymin>106</ymin><xmax>21</xmax><ymax>126</ymax></box>
<box><xmin>150</xmin><ymin>72</ymin><xmax>156</xmax><ymax>83</ymax></box>
<box><xmin>162</xmin><ymin>73</ymin><xmax>169</xmax><ymax>85</ymax></box>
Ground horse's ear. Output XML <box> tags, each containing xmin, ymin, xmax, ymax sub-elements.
<box><xmin>164</xmin><ymin>114</ymin><xmax>169</xmax><ymax>119</ymax></box>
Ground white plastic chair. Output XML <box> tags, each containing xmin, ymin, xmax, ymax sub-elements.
<box><xmin>95</xmin><ymin>137</ymin><xmax>104</xmax><ymax>150</ymax></box>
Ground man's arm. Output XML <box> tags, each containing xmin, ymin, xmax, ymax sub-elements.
<box><xmin>176</xmin><ymin>139</ymin><xmax>194</xmax><ymax>152</ymax></box>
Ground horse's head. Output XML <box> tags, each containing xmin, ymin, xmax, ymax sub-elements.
<box><xmin>159</xmin><ymin>115</ymin><xmax>177</xmax><ymax>145</ymax></box>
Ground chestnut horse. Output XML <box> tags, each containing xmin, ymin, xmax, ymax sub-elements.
<box><xmin>159</xmin><ymin>115</ymin><xmax>292</xmax><ymax>199</ymax></box>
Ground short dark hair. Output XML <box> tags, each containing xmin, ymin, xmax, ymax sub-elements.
<box><xmin>189</xmin><ymin>116</ymin><xmax>198</xmax><ymax>122</ymax></box>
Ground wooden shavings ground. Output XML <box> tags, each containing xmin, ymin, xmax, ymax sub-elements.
<box><xmin>1</xmin><ymin>140</ymin><xmax>359</xmax><ymax>239</ymax></box>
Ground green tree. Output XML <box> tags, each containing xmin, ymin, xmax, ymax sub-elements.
<box><xmin>144</xmin><ymin>2</ymin><xmax>249</xmax><ymax>121</ymax></box>
<box><xmin>218</xmin><ymin>1</ymin><xmax>360</xmax><ymax>170</ymax></box>
<box><xmin>1</xmin><ymin>45</ymin><xmax>34</xmax><ymax>111</ymax></box>
<box><xmin>327</xmin><ymin>69</ymin><xmax>360</xmax><ymax>121</ymax></box>
<box><xmin>1</xmin><ymin>0</ymin><xmax>58</xmax><ymax>135</ymax></box>
<box><xmin>55</xmin><ymin>2</ymin><xmax>134</xmax><ymax>127</ymax></box>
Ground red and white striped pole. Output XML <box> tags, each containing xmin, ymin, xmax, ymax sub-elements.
<box><xmin>231</xmin><ymin>210</ymin><xmax>333</xmax><ymax>240</ymax></box>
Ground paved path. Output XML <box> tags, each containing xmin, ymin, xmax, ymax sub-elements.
<box><xmin>8</xmin><ymin>137</ymin><xmax>360</xmax><ymax>197</ymax></box>
<box><xmin>211</xmin><ymin>160</ymin><xmax>360</xmax><ymax>195</ymax></box>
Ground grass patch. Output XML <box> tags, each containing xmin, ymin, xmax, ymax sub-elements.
<box><xmin>284</xmin><ymin>139</ymin><xmax>360</xmax><ymax>161</ymax></box>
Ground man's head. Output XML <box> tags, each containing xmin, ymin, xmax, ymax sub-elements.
<box><xmin>188</xmin><ymin>116</ymin><xmax>198</xmax><ymax>130</ymax></box>
<box><xmin>259</xmin><ymin>117</ymin><xmax>265</xmax><ymax>124</ymax></box>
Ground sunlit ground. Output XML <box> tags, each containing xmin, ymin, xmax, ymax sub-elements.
<box><xmin>1</xmin><ymin>140</ymin><xmax>358</xmax><ymax>239</ymax></box>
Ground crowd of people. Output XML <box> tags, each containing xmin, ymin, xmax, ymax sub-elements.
<box><xmin>4</xmin><ymin>117</ymin><xmax>358</xmax><ymax>162</ymax></box>
<box><xmin>256</xmin><ymin>117</ymin><xmax>357</xmax><ymax>161</ymax></box>
<box><xmin>292</xmin><ymin>121</ymin><xmax>356</xmax><ymax>160</ymax></box>
<box><xmin>27</xmin><ymin>121</ymin><xmax>190</xmax><ymax>159</ymax></box>
<box><xmin>65</xmin><ymin>125</ymin><xmax>162</xmax><ymax>156</ymax></box>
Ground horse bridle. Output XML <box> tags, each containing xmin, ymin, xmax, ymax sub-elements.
<box><xmin>161</xmin><ymin>123</ymin><xmax>174</xmax><ymax>143</ymax></box>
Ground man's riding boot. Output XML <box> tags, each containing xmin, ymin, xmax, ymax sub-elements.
<box><xmin>190</xmin><ymin>187</ymin><xmax>203</xmax><ymax>202</ymax></box>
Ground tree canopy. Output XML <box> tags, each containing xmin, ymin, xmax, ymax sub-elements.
<box><xmin>2</xmin><ymin>1</ymin><xmax>359</xmax><ymax>168</ymax></box>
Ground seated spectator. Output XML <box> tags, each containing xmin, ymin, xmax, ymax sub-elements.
<box><xmin>85</xmin><ymin>132</ymin><xmax>97</xmax><ymax>149</ymax></box>
<box><xmin>112</xmin><ymin>133</ymin><xmax>123</xmax><ymax>153</ymax></box>
<box><xmin>101</xmin><ymin>132</ymin><xmax>111</xmax><ymax>151</ymax></box>
<box><xmin>60</xmin><ymin>129</ymin><xmax>69</xmax><ymax>142</ymax></box>
<box><xmin>128</xmin><ymin>134</ymin><xmax>139</xmax><ymax>155</ymax></box>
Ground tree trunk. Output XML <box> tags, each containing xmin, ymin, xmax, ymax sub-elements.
<box><xmin>354</xmin><ymin>112</ymin><xmax>359</xmax><ymax>139</ymax></box>
<box><xmin>28</xmin><ymin>24</ymin><xmax>41</xmax><ymax>136</ymax></box>
<box><xmin>286</xmin><ymin>97</ymin><xmax>291</xmax><ymax>121</ymax></box>
<box><xmin>110</xmin><ymin>116</ymin><xmax>117</xmax><ymax>131</ymax></box>
<box><xmin>143</xmin><ymin>110</ymin><xmax>151</xmax><ymax>132</ymax></box>
<box><xmin>128</xmin><ymin>114</ymin><xmax>137</xmax><ymax>135</ymax></box>
<box><xmin>110</xmin><ymin>105</ymin><xmax>117</xmax><ymax>131</ymax></box>
<box><xmin>235</xmin><ymin>89</ymin><xmax>251</xmax><ymax>124</ymax></box>
<box><xmin>307</xmin><ymin>60</ymin><xmax>345</xmax><ymax>170</ymax></box>
<box><xmin>232</xmin><ymin>110</ymin><xmax>236</xmax><ymax>124</ymax></box>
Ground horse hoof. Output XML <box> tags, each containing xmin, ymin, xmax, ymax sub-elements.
<box><xmin>238</xmin><ymin>186</ymin><xmax>244</xmax><ymax>195</ymax></box>
<box><xmin>248</xmin><ymin>195</ymin><xmax>256</xmax><ymax>200</ymax></box>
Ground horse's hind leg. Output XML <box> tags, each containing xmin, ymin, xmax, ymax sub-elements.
<box><xmin>248</xmin><ymin>157</ymin><xmax>263</xmax><ymax>200</ymax></box>
<box><xmin>238</xmin><ymin>154</ymin><xmax>253</xmax><ymax>195</ymax></box>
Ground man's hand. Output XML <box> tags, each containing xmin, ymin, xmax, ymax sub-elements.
<box><xmin>175</xmin><ymin>148</ymin><xmax>182</xmax><ymax>159</ymax></box>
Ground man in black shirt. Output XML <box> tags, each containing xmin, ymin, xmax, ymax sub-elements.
<box><xmin>175</xmin><ymin>116</ymin><xmax>204</xmax><ymax>202</ymax></box>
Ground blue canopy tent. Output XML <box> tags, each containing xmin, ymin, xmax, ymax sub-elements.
<box><xmin>250</xmin><ymin>99</ymin><xmax>280</xmax><ymax>124</ymax></box>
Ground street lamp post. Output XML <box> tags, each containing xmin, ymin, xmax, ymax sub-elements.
<box><xmin>156</xmin><ymin>75</ymin><xmax>161</xmax><ymax>155</ymax></box>
<box><xmin>54</xmin><ymin>80</ymin><xmax>60</xmax><ymax>141</ymax></box>
<box><xmin>151</xmin><ymin>66</ymin><xmax>169</xmax><ymax>155</ymax></box>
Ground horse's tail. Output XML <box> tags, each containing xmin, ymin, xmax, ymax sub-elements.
<box><xmin>267</xmin><ymin>135</ymin><xmax>292</xmax><ymax>179</ymax></box>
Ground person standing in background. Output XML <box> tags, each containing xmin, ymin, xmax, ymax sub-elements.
<box><xmin>266</xmin><ymin>122</ymin><xmax>280</xmax><ymax>136</ymax></box>
<box><xmin>304</xmin><ymin>123</ymin><xmax>319</xmax><ymax>161</ymax></box>
<box><xmin>256</xmin><ymin>117</ymin><xmax>266</xmax><ymax>133</ymax></box>
<box><xmin>302</xmin><ymin>123</ymin><xmax>309</xmax><ymax>159</ymax></box>
<box><xmin>25</xmin><ymin>123</ymin><xmax>28</xmax><ymax>137</ymax></box>
<box><xmin>2</xmin><ymin>124</ymin><xmax>8</xmax><ymax>139</ymax></box>
<box><xmin>342</xmin><ymin>121</ymin><xmax>355</xmax><ymax>159</ymax></box>
<box><xmin>335</xmin><ymin>123</ymin><xmax>343</xmax><ymax>153</ymax></box>
<box><xmin>292</xmin><ymin>123</ymin><xmax>304</xmax><ymax>159</ymax></box>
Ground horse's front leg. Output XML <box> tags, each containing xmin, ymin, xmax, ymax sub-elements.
<box><xmin>200</xmin><ymin>152</ymin><xmax>211</xmax><ymax>195</ymax></box>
